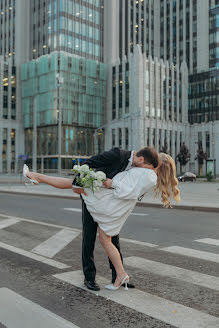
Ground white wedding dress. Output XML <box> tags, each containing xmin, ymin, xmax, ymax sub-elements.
<box><xmin>82</xmin><ymin>168</ymin><xmax>157</xmax><ymax>236</ymax></box>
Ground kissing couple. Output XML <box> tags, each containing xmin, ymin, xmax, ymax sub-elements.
<box><xmin>24</xmin><ymin>146</ymin><xmax>180</xmax><ymax>291</ymax></box>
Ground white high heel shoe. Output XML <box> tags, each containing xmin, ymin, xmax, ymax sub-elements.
<box><xmin>23</xmin><ymin>164</ymin><xmax>39</xmax><ymax>185</ymax></box>
<box><xmin>105</xmin><ymin>275</ymin><xmax>129</xmax><ymax>291</ymax></box>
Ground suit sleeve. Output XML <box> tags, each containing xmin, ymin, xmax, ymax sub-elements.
<box><xmin>111</xmin><ymin>169</ymin><xmax>157</xmax><ymax>200</ymax></box>
<box><xmin>72</xmin><ymin>148</ymin><xmax>121</xmax><ymax>185</ymax></box>
<box><xmin>83</xmin><ymin>148</ymin><xmax>121</xmax><ymax>169</ymax></box>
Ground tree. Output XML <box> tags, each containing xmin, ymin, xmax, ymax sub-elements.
<box><xmin>176</xmin><ymin>142</ymin><xmax>190</xmax><ymax>173</ymax></box>
<box><xmin>194</xmin><ymin>142</ymin><xmax>207</xmax><ymax>176</ymax></box>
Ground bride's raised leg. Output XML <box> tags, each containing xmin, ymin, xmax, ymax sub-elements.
<box><xmin>23</xmin><ymin>166</ymin><xmax>73</xmax><ymax>189</ymax></box>
<box><xmin>98</xmin><ymin>228</ymin><xmax>129</xmax><ymax>288</ymax></box>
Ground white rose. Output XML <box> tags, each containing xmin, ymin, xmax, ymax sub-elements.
<box><xmin>73</xmin><ymin>165</ymin><xmax>80</xmax><ymax>171</ymax></box>
<box><xmin>95</xmin><ymin>171</ymin><xmax>106</xmax><ymax>181</ymax></box>
<box><xmin>93</xmin><ymin>180</ymin><xmax>99</xmax><ymax>187</ymax></box>
<box><xmin>94</xmin><ymin>180</ymin><xmax>103</xmax><ymax>188</ymax></box>
<box><xmin>89</xmin><ymin>171</ymin><xmax>96</xmax><ymax>178</ymax></box>
<box><xmin>80</xmin><ymin>164</ymin><xmax>90</xmax><ymax>173</ymax></box>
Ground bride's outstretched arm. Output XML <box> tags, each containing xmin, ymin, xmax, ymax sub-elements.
<box><xmin>26</xmin><ymin>172</ymin><xmax>73</xmax><ymax>189</ymax></box>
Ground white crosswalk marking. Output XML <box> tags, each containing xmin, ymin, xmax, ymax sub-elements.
<box><xmin>62</xmin><ymin>208</ymin><xmax>149</xmax><ymax>217</ymax></box>
<box><xmin>120</xmin><ymin>238</ymin><xmax>158</xmax><ymax>248</ymax></box>
<box><xmin>130</xmin><ymin>213</ymin><xmax>149</xmax><ymax>216</ymax></box>
<box><xmin>63</xmin><ymin>208</ymin><xmax>82</xmax><ymax>212</ymax></box>
<box><xmin>53</xmin><ymin>270</ymin><xmax>219</xmax><ymax>328</ymax></box>
<box><xmin>0</xmin><ymin>288</ymin><xmax>79</xmax><ymax>328</ymax></box>
<box><xmin>32</xmin><ymin>229</ymin><xmax>80</xmax><ymax>258</ymax></box>
<box><xmin>0</xmin><ymin>218</ymin><xmax>19</xmax><ymax>229</ymax></box>
<box><xmin>0</xmin><ymin>213</ymin><xmax>81</xmax><ymax>233</ymax></box>
<box><xmin>124</xmin><ymin>256</ymin><xmax>219</xmax><ymax>291</ymax></box>
<box><xmin>160</xmin><ymin>246</ymin><xmax>219</xmax><ymax>263</ymax></box>
<box><xmin>0</xmin><ymin>241</ymin><xmax>70</xmax><ymax>269</ymax></box>
<box><xmin>195</xmin><ymin>238</ymin><xmax>219</xmax><ymax>246</ymax></box>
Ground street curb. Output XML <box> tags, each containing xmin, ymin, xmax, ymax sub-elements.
<box><xmin>1</xmin><ymin>190</ymin><xmax>219</xmax><ymax>213</ymax></box>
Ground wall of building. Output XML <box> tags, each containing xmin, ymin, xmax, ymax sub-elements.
<box><xmin>104</xmin><ymin>45</ymin><xmax>189</xmax><ymax>174</ymax></box>
<box><xmin>21</xmin><ymin>51</ymin><xmax>107</xmax><ymax>169</ymax></box>
<box><xmin>29</xmin><ymin>0</ymin><xmax>104</xmax><ymax>62</ymax></box>
<box><xmin>0</xmin><ymin>57</ymin><xmax>24</xmax><ymax>173</ymax></box>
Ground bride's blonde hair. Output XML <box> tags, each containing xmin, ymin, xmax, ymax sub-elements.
<box><xmin>154</xmin><ymin>153</ymin><xmax>180</xmax><ymax>208</ymax></box>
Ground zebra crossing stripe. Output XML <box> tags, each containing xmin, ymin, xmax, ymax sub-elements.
<box><xmin>195</xmin><ymin>238</ymin><xmax>219</xmax><ymax>246</ymax></box>
<box><xmin>0</xmin><ymin>241</ymin><xmax>70</xmax><ymax>269</ymax></box>
<box><xmin>31</xmin><ymin>229</ymin><xmax>80</xmax><ymax>258</ymax></box>
<box><xmin>0</xmin><ymin>288</ymin><xmax>79</xmax><ymax>328</ymax></box>
<box><xmin>124</xmin><ymin>256</ymin><xmax>219</xmax><ymax>291</ymax></box>
<box><xmin>53</xmin><ymin>270</ymin><xmax>219</xmax><ymax>328</ymax></box>
<box><xmin>0</xmin><ymin>213</ymin><xmax>81</xmax><ymax>233</ymax></box>
<box><xmin>160</xmin><ymin>246</ymin><xmax>219</xmax><ymax>263</ymax></box>
<box><xmin>0</xmin><ymin>218</ymin><xmax>19</xmax><ymax>229</ymax></box>
<box><xmin>120</xmin><ymin>238</ymin><xmax>158</xmax><ymax>248</ymax></box>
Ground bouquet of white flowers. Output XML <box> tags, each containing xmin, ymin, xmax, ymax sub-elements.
<box><xmin>72</xmin><ymin>164</ymin><xmax>106</xmax><ymax>193</ymax></box>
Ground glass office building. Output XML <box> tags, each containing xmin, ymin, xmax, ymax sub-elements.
<box><xmin>20</xmin><ymin>0</ymin><xmax>105</xmax><ymax>171</ymax></box>
<box><xmin>0</xmin><ymin>58</ymin><xmax>19</xmax><ymax>173</ymax></box>
<box><xmin>189</xmin><ymin>70</ymin><xmax>219</xmax><ymax>124</ymax></box>
<box><xmin>21</xmin><ymin>51</ymin><xmax>106</xmax><ymax>170</ymax></box>
<box><xmin>209</xmin><ymin>2</ymin><xmax>219</xmax><ymax>68</ymax></box>
<box><xmin>30</xmin><ymin>0</ymin><xmax>104</xmax><ymax>62</ymax></box>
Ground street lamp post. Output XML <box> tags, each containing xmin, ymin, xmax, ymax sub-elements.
<box><xmin>32</xmin><ymin>96</ymin><xmax>37</xmax><ymax>172</ymax></box>
<box><xmin>56</xmin><ymin>73</ymin><xmax>64</xmax><ymax>174</ymax></box>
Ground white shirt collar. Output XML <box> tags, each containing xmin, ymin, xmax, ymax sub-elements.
<box><xmin>125</xmin><ymin>150</ymin><xmax>135</xmax><ymax>170</ymax></box>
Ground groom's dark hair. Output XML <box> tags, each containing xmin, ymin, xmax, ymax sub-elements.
<box><xmin>136</xmin><ymin>147</ymin><xmax>159</xmax><ymax>168</ymax></box>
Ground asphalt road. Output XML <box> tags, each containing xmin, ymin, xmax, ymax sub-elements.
<box><xmin>0</xmin><ymin>193</ymin><xmax>218</xmax><ymax>328</ymax></box>
<box><xmin>2</xmin><ymin>193</ymin><xmax>219</xmax><ymax>247</ymax></box>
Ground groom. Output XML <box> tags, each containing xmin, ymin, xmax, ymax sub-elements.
<box><xmin>72</xmin><ymin>147</ymin><xmax>159</xmax><ymax>291</ymax></box>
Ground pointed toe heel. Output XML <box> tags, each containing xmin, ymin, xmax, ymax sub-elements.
<box><xmin>23</xmin><ymin>164</ymin><xmax>39</xmax><ymax>185</ymax></box>
<box><xmin>105</xmin><ymin>275</ymin><xmax>129</xmax><ymax>291</ymax></box>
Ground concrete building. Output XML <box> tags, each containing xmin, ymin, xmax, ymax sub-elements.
<box><xmin>102</xmin><ymin>0</ymin><xmax>219</xmax><ymax>176</ymax></box>
<box><xmin>0</xmin><ymin>0</ymin><xmax>106</xmax><ymax>173</ymax></box>
<box><xmin>0</xmin><ymin>57</ymin><xmax>24</xmax><ymax>172</ymax></box>
<box><xmin>103</xmin><ymin>45</ymin><xmax>188</xmax><ymax>174</ymax></box>
<box><xmin>0</xmin><ymin>0</ymin><xmax>218</xmax><ymax>175</ymax></box>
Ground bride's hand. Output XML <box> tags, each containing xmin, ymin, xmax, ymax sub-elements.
<box><xmin>103</xmin><ymin>178</ymin><xmax>112</xmax><ymax>188</ymax></box>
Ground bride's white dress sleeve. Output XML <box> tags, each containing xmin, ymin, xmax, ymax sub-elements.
<box><xmin>111</xmin><ymin>168</ymin><xmax>157</xmax><ymax>200</ymax></box>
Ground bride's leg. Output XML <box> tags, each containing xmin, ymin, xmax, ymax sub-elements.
<box><xmin>26</xmin><ymin>171</ymin><xmax>72</xmax><ymax>189</ymax></box>
<box><xmin>98</xmin><ymin>228</ymin><xmax>128</xmax><ymax>287</ymax></box>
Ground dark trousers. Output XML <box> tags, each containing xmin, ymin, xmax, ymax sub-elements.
<box><xmin>82</xmin><ymin>199</ymin><xmax>123</xmax><ymax>282</ymax></box>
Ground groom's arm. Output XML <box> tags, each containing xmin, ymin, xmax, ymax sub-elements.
<box><xmin>72</xmin><ymin>148</ymin><xmax>121</xmax><ymax>194</ymax></box>
<box><xmin>83</xmin><ymin>147</ymin><xmax>121</xmax><ymax>169</ymax></box>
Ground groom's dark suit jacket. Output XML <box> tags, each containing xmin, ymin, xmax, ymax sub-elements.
<box><xmin>74</xmin><ymin>148</ymin><xmax>132</xmax><ymax>183</ymax></box>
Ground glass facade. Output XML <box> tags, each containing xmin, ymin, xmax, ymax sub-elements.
<box><xmin>21</xmin><ymin>51</ymin><xmax>106</xmax><ymax>167</ymax></box>
<box><xmin>0</xmin><ymin>0</ymin><xmax>16</xmax><ymax>64</ymax></box>
<box><xmin>188</xmin><ymin>70</ymin><xmax>219</xmax><ymax>123</ymax></box>
<box><xmin>129</xmin><ymin>0</ymin><xmax>154</xmax><ymax>58</ymax></box>
<box><xmin>2</xmin><ymin>63</ymin><xmax>16</xmax><ymax>120</ymax></box>
<box><xmin>209</xmin><ymin>3</ymin><xmax>219</xmax><ymax>68</ymax></box>
<box><xmin>112</xmin><ymin>63</ymin><xmax>130</xmax><ymax>121</ymax></box>
<box><xmin>30</xmin><ymin>0</ymin><xmax>104</xmax><ymax>62</ymax></box>
<box><xmin>0</xmin><ymin>59</ymin><xmax>17</xmax><ymax>172</ymax></box>
<box><xmin>160</xmin><ymin>0</ymin><xmax>197</xmax><ymax>71</ymax></box>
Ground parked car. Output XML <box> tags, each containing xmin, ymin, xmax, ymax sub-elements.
<box><xmin>178</xmin><ymin>172</ymin><xmax>196</xmax><ymax>182</ymax></box>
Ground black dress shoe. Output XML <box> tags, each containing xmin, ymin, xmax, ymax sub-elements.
<box><xmin>122</xmin><ymin>282</ymin><xmax>135</xmax><ymax>288</ymax></box>
<box><xmin>84</xmin><ymin>279</ymin><xmax>100</xmax><ymax>291</ymax></box>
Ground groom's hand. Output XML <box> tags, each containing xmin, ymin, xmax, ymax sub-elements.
<box><xmin>103</xmin><ymin>179</ymin><xmax>113</xmax><ymax>188</ymax></box>
<box><xmin>72</xmin><ymin>187</ymin><xmax>87</xmax><ymax>196</ymax></box>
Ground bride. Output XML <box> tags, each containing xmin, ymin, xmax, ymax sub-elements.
<box><xmin>24</xmin><ymin>153</ymin><xmax>180</xmax><ymax>290</ymax></box>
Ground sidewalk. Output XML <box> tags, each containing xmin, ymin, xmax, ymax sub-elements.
<box><xmin>0</xmin><ymin>174</ymin><xmax>218</xmax><ymax>212</ymax></box>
